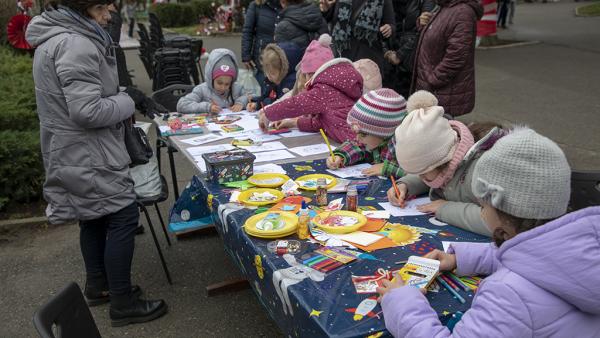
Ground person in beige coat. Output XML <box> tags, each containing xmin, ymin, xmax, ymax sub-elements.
<box><xmin>389</xmin><ymin>91</ymin><xmax>506</xmax><ymax>236</ymax></box>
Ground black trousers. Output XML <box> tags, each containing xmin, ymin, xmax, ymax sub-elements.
<box><xmin>128</xmin><ymin>18</ymin><xmax>135</xmax><ymax>38</ymax></box>
<box><xmin>497</xmin><ymin>1</ymin><xmax>509</xmax><ymax>27</ymax></box>
<box><xmin>79</xmin><ymin>202</ymin><xmax>139</xmax><ymax>295</ymax></box>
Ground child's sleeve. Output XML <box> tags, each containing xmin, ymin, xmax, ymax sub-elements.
<box><xmin>297</xmin><ymin>115</ymin><xmax>323</xmax><ymax>132</ymax></box>
<box><xmin>176</xmin><ymin>84</ymin><xmax>211</xmax><ymax>114</ymax></box>
<box><xmin>332</xmin><ymin>141</ymin><xmax>372</xmax><ymax>167</ymax></box>
<box><xmin>381</xmin><ymin>281</ymin><xmax>532</xmax><ymax>338</ymax></box>
<box><xmin>381</xmin><ymin>137</ymin><xmax>405</xmax><ymax>178</ymax></box>
<box><xmin>232</xmin><ymin>83</ymin><xmax>250</xmax><ymax>107</ymax></box>
<box><xmin>448</xmin><ymin>242</ymin><xmax>499</xmax><ymax>276</ymax></box>
<box><xmin>436</xmin><ymin>202</ymin><xmax>491</xmax><ymax>236</ymax></box>
<box><xmin>264</xmin><ymin>86</ymin><xmax>325</xmax><ymax>122</ymax></box>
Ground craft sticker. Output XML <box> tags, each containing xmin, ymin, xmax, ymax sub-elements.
<box><xmin>379</xmin><ymin>223</ymin><xmax>422</xmax><ymax>246</ymax></box>
<box><xmin>345</xmin><ymin>297</ymin><xmax>379</xmax><ymax>321</ymax></box>
<box><xmin>254</xmin><ymin>255</ymin><xmax>264</xmax><ymax>279</ymax></box>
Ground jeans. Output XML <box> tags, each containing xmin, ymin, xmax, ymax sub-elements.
<box><xmin>79</xmin><ymin>202</ymin><xmax>139</xmax><ymax>295</ymax></box>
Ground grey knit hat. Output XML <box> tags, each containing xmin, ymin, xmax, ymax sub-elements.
<box><xmin>472</xmin><ymin>127</ymin><xmax>571</xmax><ymax>220</ymax></box>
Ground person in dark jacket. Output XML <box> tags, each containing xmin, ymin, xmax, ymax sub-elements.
<box><xmin>382</xmin><ymin>0</ymin><xmax>435</xmax><ymax>97</ymax></box>
<box><xmin>274</xmin><ymin>0</ymin><xmax>328</xmax><ymax>50</ymax></box>
<box><xmin>241</xmin><ymin>0</ymin><xmax>281</xmax><ymax>94</ymax></box>
<box><xmin>410</xmin><ymin>0</ymin><xmax>483</xmax><ymax>116</ymax></box>
<box><xmin>320</xmin><ymin>0</ymin><xmax>395</xmax><ymax>75</ymax></box>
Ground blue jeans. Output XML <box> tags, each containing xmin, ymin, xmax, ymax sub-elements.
<box><xmin>79</xmin><ymin>202</ymin><xmax>139</xmax><ymax>295</ymax></box>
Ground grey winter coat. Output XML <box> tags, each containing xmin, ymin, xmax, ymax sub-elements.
<box><xmin>177</xmin><ymin>49</ymin><xmax>250</xmax><ymax>114</ymax></box>
<box><xmin>26</xmin><ymin>7</ymin><xmax>136</xmax><ymax>224</ymax></box>
<box><xmin>274</xmin><ymin>2</ymin><xmax>329</xmax><ymax>50</ymax></box>
<box><xmin>398</xmin><ymin>128</ymin><xmax>505</xmax><ymax>236</ymax></box>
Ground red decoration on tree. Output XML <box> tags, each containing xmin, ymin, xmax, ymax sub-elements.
<box><xmin>7</xmin><ymin>14</ymin><xmax>33</xmax><ymax>50</ymax></box>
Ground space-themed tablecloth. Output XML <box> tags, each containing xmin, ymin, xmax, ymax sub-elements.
<box><xmin>199</xmin><ymin>159</ymin><xmax>490</xmax><ymax>338</ymax></box>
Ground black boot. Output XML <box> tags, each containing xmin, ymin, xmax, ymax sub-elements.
<box><xmin>110</xmin><ymin>293</ymin><xmax>168</xmax><ymax>327</ymax></box>
<box><xmin>84</xmin><ymin>272</ymin><xmax>142</xmax><ymax>307</ymax></box>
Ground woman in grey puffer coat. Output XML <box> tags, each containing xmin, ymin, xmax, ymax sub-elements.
<box><xmin>26</xmin><ymin>0</ymin><xmax>166</xmax><ymax>327</ymax></box>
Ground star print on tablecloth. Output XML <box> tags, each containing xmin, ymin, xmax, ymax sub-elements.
<box><xmin>309</xmin><ymin>309</ymin><xmax>323</xmax><ymax>317</ymax></box>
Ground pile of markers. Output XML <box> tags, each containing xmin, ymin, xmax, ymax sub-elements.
<box><xmin>435</xmin><ymin>273</ymin><xmax>482</xmax><ymax>304</ymax></box>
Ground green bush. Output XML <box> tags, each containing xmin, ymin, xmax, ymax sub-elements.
<box><xmin>0</xmin><ymin>46</ymin><xmax>43</xmax><ymax>210</ymax></box>
<box><xmin>151</xmin><ymin>0</ymin><xmax>218</xmax><ymax>28</ymax></box>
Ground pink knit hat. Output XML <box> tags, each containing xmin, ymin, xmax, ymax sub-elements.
<box><xmin>212</xmin><ymin>56</ymin><xmax>237</xmax><ymax>80</ymax></box>
<box><xmin>353</xmin><ymin>59</ymin><xmax>382</xmax><ymax>93</ymax></box>
<box><xmin>300</xmin><ymin>34</ymin><xmax>334</xmax><ymax>74</ymax></box>
<box><xmin>347</xmin><ymin>88</ymin><xmax>407</xmax><ymax>138</ymax></box>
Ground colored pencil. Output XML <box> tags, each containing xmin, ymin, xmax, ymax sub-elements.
<box><xmin>390</xmin><ymin>176</ymin><xmax>401</xmax><ymax>200</ymax></box>
<box><xmin>394</xmin><ymin>260</ymin><xmax>408</xmax><ymax>265</ymax></box>
<box><xmin>319</xmin><ymin>128</ymin><xmax>335</xmax><ymax>160</ymax></box>
<box><xmin>447</xmin><ymin>273</ymin><xmax>471</xmax><ymax>292</ymax></box>
<box><xmin>303</xmin><ymin>255</ymin><xmax>326</xmax><ymax>265</ymax></box>
<box><xmin>436</xmin><ymin>276</ymin><xmax>466</xmax><ymax>304</ymax></box>
<box><xmin>440</xmin><ymin>274</ymin><xmax>460</xmax><ymax>291</ymax></box>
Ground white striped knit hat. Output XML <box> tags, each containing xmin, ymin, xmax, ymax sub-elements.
<box><xmin>347</xmin><ymin>89</ymin><xmax>407</xmax><ymax>138</ymax></box>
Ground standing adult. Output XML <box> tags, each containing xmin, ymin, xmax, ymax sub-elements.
<box><xmin>125</xmin><ymin>0</ymin><xmax>136</xmax><ymax>37</ymax></box>
<box><xmin>410</xmin><ymin>0</ymin><xmax>483</xmax><ymax>116</ymax></box>
<box><xmin>274</xmin><ymin>0</ymin><xmax>328</xmax><ymax>50</ymax></box>
<box><xmin>26</xmin><ymin>0</ymin><xmax>167</xmax><ymax>326</ymax></box>
<box><xmin>382</xmin><ymin>0</ymin><xmax>435</xmax><ymax>97</ymax></box>
<box><xmin>320</xmin><ymin>0</ymin><xmax>395</xmax><ymax>74</ymax></box>
<box><xmin>242</xmin><ymin>0</ymin><xmax>281</xmax><ymax>94</ymax></box>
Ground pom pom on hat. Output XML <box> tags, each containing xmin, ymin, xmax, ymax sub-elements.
<box><xmin>406</xmin><ymin>90</ymin><xmax>438</xmax><ymax>113</ymax></box>
<box><xmin>300</xmin><ymin>34</ymin><xmax>334</xmax><ymax>74</ymax></box>
<box><xmin>353</xmin><ymin>59</ymin><xmax>382</xmax><ymax>93</ymax></box>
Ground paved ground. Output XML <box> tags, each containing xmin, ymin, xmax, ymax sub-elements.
<box><xmin>1</xmin><ymin>2</ymin><xmax>599</xmax><ymax>337</ymax></box>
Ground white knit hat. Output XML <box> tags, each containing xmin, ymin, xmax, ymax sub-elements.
<box><xmin>472</xmin><ymin>127</ymin><xmax>571</xmax><ymax>220</ymax></box>
<box><xmin>394</xmin><ymin>91</ymin><xmax>457</xmax><ymax>174</ymax></box>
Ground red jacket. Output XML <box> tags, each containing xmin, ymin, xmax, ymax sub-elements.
<box><xmin>264</xmin><ymin>59</ymin><xmax>363</xmax><ymax>143</ymax></box>
<box><xmin>411</xmin><ymin>0</ymin><xmax>483</xmax><ymax>116</ymax></box>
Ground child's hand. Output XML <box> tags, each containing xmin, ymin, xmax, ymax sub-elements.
<box><xmin>258</xmin><ymin>110</ymin><xmax>269</xmax><ymax>132</ymax></box>
<box><xmin>417</xmin><ymin>199</ymin><xmax>448</xmax><ymax>214</ymax></box>
<box><xmin>387</xmin><ymin>182</ymin><xmax>408</xmax><ymax>207</ymax></box>
<box><xmin>376</xmin><ymin>278</ymin><xmax>404</xmax><ymax>302</ymax></box>
<box><xmin>230</xmin><ymin>104</ymin><xmax>243</xmax><ymax>112</ymax></box>
<box><xmin>326</xmin><ymin>155</ymin><xmax>344</xmax><ymax>169</ymax></box>
<box><xmin>362</xmin><ymin>163</ymin><xmax>384</xmax><ymax>176</ymax></box>
<box><xmin>210</xmin><ymin>104</ymin><xmax>221</xmax><ymax>114</ymax></box>
<box><xmin>246</xmin><ymin>102</ymin><xmax>257</xmax><ymax>112</ymax></box>
<box><xmin>424</xmin><ymin>249</ymin><xmax>457</xmax><ymax>272</ymax></box>
<box><xmin>271</xmin><ymin>118</ymin><xmax>297</xmax><ymax>129</ymax></box>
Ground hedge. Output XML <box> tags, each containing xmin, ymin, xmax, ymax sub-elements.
<box><xmin>150</xmin><ymin>0</ymin><xmax>218</xmax><ymax>28</ymax></box>
<box><xmin>0</xmin><ymin>46</ymin><xmax>43</xmax><ymax>210</ymax></box>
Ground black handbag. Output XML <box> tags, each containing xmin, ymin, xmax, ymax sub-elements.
<box><xmin>123</xmin><ymin>118</ymin><xmax>153</xmax><ymax>167</ymax></box>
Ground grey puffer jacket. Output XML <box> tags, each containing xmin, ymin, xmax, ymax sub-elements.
<box><xmin>177</xmin><ymin>49</ymin><xmax>250</xmax><ymax>114</ymax></box>
<box><xmin>26</xmin><ymin>7</ymin><xmax>136</xmax><ymax>224</ymax></box>
<box><xmin>274</xmin><ymin>2</ymin><xmax>329</xmax><ymax>50</ymax></box>
<box><xmin>398</xmin><ymin>127</ymin><xmax>505</xmax><ymax>236</ymax></box>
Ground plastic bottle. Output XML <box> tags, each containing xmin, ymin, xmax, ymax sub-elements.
<box><xmin>297</xmin><ymin>201</ymin><xmax>310</xmax><ymax>240</ymax></box>
<box><xmin>346</xmin><ymin>185</ymin><xmax>358</xmax><ymax>212</ymax></box>
<box><xmin>316</xmin><ymin>178</ymin><xmax>328</xmax><ymax>206</ymax></box>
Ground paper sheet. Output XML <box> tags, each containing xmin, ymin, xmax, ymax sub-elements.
<box><xmin>327</xmin><ymin>163</ymin><xmax>371</xmax><ymax>178</ymax></box>
<box><xmin>236</xmin><ymin>114</ymin><xmax>260</xmax><ymax>131</ymax></box>
<box><xmin>186</xmin><ymin>144</ymin><xmax>235</xmax><ymax>157</ymax></box>
<box><xmin>378</xmin><ymin>197</ymin><xmax>432</xmax><ymax>217</ymax></box>
<box><xmin>206</xmin><ymin>123</ymin><xmax>223</xmax><ymax>132</ymax></box>
<box><xmin>192</xmin><ymin>156</ymin><xmax>207</xmax><ymax>172</ymax></box>
<box><xmin>180</xmin><ymin>133</ymin><xmax>228</xmax><ymax>146</ymax></box>
<box><xmin>288</xmin><ymin>143</ymin><xmax>330</xmax><ymax>157</ymax></box>
<box><xmin>253</xmin><ymin>163</ymin><xmax>287</xmax><ymax>174</ymax></box>
<box><xmin>241</xmin><ymin>141</ymin><xmax>287</xmax><ymax>153</ymax></box>
<box><xmin>230</xmin><ymin>129</ymin><xmax>282</xmax><ymax>143</ymax></box>
<box><xmin>335</xmin><ymin>232</ymin><xmax>385</xmax><ymax>246</ymax></box>
<box><xmin>361</xmin><ymin>210</ymin><xmax>391</xmax><ymax>219</ymax></box>
<box><xmin>253</xmin><ymin>149</ymin><xmax>296</xmax><ymax>163</ymax></box>
<box><xmin>158</xmin><ymin>125</ymin><xmax>170</xmax><ymax>134</ymax></box>
<box><xmin>279</xmin><ymin>129</ymin><xmax>318</xmax><ymax>138</ymax></box>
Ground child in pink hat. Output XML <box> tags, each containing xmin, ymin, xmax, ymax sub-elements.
<box><xmin>326</xmin><ymin>88</ymin><xmax>406</xmax><ymax>177</ymax></box>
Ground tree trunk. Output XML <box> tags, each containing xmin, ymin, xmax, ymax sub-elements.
<box><xmin>1</xmin><ymin>0</ymin><xmax>18</xmax><ymax>44</ymax></box>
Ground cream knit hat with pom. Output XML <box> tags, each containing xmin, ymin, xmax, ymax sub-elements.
<box><xmin>395</xmin><ymin>91</ymin><xmax>458</xmax><ymax>174</ymax></box>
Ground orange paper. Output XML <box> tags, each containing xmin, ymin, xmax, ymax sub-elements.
<box><xmin>359</xmin><ymin>219</ymin><xmax>387</xmax><ymax>232</ymax></box>
<box><xmin>347</xmin><ymin>236</ymin><xmax>398</xmax><ymax>252</ymax></box>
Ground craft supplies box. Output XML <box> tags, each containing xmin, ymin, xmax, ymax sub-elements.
<box><xmin>202</xmin><ymin>149</ymin><xmax>256</xmax><ymax>184</ymax></box>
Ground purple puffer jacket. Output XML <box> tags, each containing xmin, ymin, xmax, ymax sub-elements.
<box><xmin>381</xmin><ymin>207</ymin><xmax>600</xmax><ymax>337</ymax></box>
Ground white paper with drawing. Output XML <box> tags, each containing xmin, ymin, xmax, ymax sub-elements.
<box><xmin>241</xmin><ymin>141</ymin><xmax>287</xmax><ymax>153</ymax></box>
<box><xmin>253</xmin><ymin>150</ymin><xmax>296</xmax><ymax>163</ymax></box>
<box><xmin>180</xmin><ymin>133</ymin><xmax>228</xmax><ymax>146</ymax></box>
<box><xmin>288</xmin><ymin>144</ymin><xmax>330</xmax><ymax>157</ymax></box>
<box><xmin>326</xmin><ymin>163</ymin><xmax>371</xmax><ymax>178</ymax></box>
<box><xmin>378</xmin><ymin>197</ymin><xmax>432</xmax><ymax>217</ymax></box>
<box><xmin>186</xmin><ymin>144</ymin><xmax>235</xmax><ymax>156</ymax></box>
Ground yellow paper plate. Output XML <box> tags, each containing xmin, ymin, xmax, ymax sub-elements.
<box><xmin>312</xmin><ymin>210</ymin><xmax>367</xmax><ymax>234</ymax></box>
<box><xmin>244</xmin><ymin>211</ymin><xmax>299</xmax><ymax>238</ymax></box>
<box><xmin>247</xmin><ymin>173</ymin><xmax>291</xmax><ymax>188</ymax></box>
<box><xmin>238</xmin><ymin>188</ymin><xmax>284</xmax><ymax>206</ymax></box>
<box><xmin>295</xmin><ymin>174</ymin><xmax>337</xmax><ymax>191</ymax></box>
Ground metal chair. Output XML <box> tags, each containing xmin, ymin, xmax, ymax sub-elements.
<box><xmin>137</xmin><ymin>175</ymin><xmax>173</xmax><ymax>285</ymax></box>
<box><xmin>570</xmin><ymin>170</ymin><xmax>600</xmax><ymax>211</ymax></box>
<box><xmin>152</xmin><ymin>84</ymin><xmax>195</xmax><ymax>201</ymax></box>
<box><xmin>33</xmin><ymin>282</ymin><xmax>101</xmax><ymax>338</ymax></box>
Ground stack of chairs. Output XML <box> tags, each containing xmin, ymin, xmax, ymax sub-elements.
<box><xmin>149</xmin><ymin>12</ymin><xmax>165</xmax><ymax>51</ymax></box>
<box><xmin>137</xmin><ymin>22</ymin><xmax>154</xmax><ymax>79</ymax></box>
<box><xmin>164</xmin><ymin>35</ymin><xmax>201</xmax><ymax>85</ymax></box>
<box><xmin>152</xmin><ymin>48</ymin><xmax>192</xmax><ymax>91</ymax></box>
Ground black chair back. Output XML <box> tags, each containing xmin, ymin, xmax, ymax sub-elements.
<box><xmin>570</xmin><ymin>170</ymin><xmax>600</xmax><ymax>211</ymax></box>
<box><xmin>152</xmin><ymin>84</ymin><xmax>195</xmax><ymax>112</ymax></box>
<box><xmin>33</xmin><ymin>282</ymin><xmax>101</xmax><ymax>338</ymax></box>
